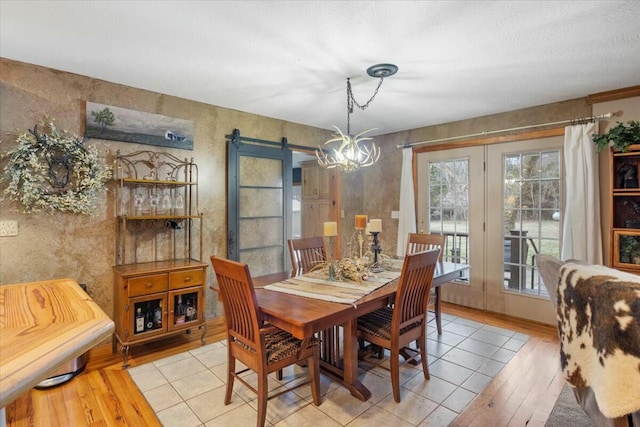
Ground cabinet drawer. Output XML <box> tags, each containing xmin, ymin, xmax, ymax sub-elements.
<box><xmin>128</xmin><ymin>274</ymin><xmax>168</xmax><ymax>297</ymax></box>
<box><xmin>169</xmin><ymin>269</ymin><xmax>204</xmax><ymax>290</ymax></box>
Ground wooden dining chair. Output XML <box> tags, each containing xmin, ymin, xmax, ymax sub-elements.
<box><xmin>288</xmin><ymin>237</ymin><xmax>341</xmax><ymax>367</ymax></box>
<box><xmin>210</xmin><ymin>255</ymin><xmax>322</xmax><ymax>427</ymax></box>
<box><xmin>288</xmin><ymin>236</ymin><xmax>327</xmax><ymax>277</ymax></box>
<box><xmin>406</xmin><ymin>232</ymin><xmax>445</xmax><ymax>334</ymax></box>
<box><xmin>357</xmin><ymin>249</ymin><xmax>439</xmax><ymax>403</ymax></box>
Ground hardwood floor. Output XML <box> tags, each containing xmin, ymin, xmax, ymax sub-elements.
<box><xmin>5</xmin><ymin>303</ymin><xmax>562</xmax><ymax>427</ymax></box>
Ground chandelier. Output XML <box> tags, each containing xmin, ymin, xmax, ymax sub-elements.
<box><xmin>316</xmin><ymin>64</ymin><xmax>398</xmax><ymax>172</ymax></box>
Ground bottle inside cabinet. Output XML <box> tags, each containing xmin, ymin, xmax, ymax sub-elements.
<box><xmin>135</xmin><ymin>307</ymin><xmax>144</xmax><ymax>334</ymax></box>
<box><xmin>185</xmin><ymin>296</ymin><xmax>197</xmax><ymax>321</ymax></box>
<box><xmin>173</xmin><ymin>291</ymin><xmax>199</xmax><ymax>325</ymax></box>
<box><xmin>154</xmin><ymin>302</ymin><xmax>163</xmax><ymax>328</ymax></box>
<box><xmin>133</xmin><ymin>299</ymin><xmax>163</xmax><ymax>334</ymax></box>
<box><xmin>175</xmin><ymin>295</ymin><xmax>186</xmax><ymax>324</ymax></box>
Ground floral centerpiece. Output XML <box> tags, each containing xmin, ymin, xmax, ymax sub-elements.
<box><xmin>311</xmin><ymin>256</ymin><xmax>370</xmax><ymax>282</ymax></box>
<box><xmin>1</xmin><ymin>118</ymin><xmax>112</xmax><ymax>214</ymax></box>
<box><xmin>310</xmin><ymin>253</ymin><xmax>399</xmax><ymax>282</ymax></box>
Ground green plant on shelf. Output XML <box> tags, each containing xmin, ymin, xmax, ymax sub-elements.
<box><xmin>593</xmin><ymin>120</ymin><xmax>640</xmax><ymax>153</ymax></box>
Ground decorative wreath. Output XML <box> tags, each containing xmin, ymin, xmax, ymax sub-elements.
<box><xmin>1</xmin><ymin>118</ymin><xmax>112</xmax><ymax>214</ymax></box>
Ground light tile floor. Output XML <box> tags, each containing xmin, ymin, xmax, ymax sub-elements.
<box><xmin>129</xmin><ymin>313</ymin><xmax>529</xmax><ymax>427</ymax></box>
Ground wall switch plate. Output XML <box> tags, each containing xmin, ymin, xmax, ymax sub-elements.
<box><xmin>0</xmin><ymin>220</ymin><xmax>19</xmax><ymax>236</ymax></box>
<box><xmin>391</xmin><ymin>210</ymin><xmax>400</xmax><ymax>219</ymax></box>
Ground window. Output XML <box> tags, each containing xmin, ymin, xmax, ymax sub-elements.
<box><xmin>429</xmin><ymin>159</ymin><xmax>470</xmax><ymax>270</ymax></box>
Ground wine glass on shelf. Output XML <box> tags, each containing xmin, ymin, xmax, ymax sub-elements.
<box><xmin>174</xmin><ymin>191</ymin><xmax>185</xmax><ymax>215</ymax></box>
<box><xmin>159</xmin><ymin>189</ymin><xmax>172</xmax><ymax>215</ymax></box>
<box><xmin>147</xmin><ymin>190</ymin><xmax>158</xmax><ymax>215</ymax></box>
<box><xmin>132</xmin><ymin>191</ymin><xmax>144</xmax><ymax>216</ymax></box>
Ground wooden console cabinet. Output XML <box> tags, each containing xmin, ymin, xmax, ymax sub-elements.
<box><xmin>113</xmin><ymin>151</ymin><xmax>206</xmax><ymax>368</ymax></box>
<box><xmin>113</xmin><ymin>260</ymin><xmax>206</xmax><ymax>367</ymax></box>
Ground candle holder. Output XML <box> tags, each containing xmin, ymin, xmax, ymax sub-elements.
<box><xmin>370</xmin><ymin>231</ymin><xmax>383</xmax><ymax>272</ymax></box>
<box><xmin>327</xmin><ymin>236</ymin><xmax>336</xmax><ymax>280</ymax></box>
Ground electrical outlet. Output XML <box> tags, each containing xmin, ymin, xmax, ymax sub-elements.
<box><xmin>0</xmin><ymin>220</ymin><xmax>19</xmax><ymax>237</ymax></box>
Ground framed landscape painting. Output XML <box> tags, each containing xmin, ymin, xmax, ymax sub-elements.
<box><xmin>85</xmin><ymin>102</ymin><xmax>194</xmax><ymax>150</ymax></box>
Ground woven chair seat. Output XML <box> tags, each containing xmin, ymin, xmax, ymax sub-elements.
<box><xmin>233</xmin><ymin>331</ymin><xmax>319</xmax><ymax>364</ymax></box>
<box><xmin>357</xmin><ymin>306</ymin><xmax>421</xmax><ymax>340</ymax></box>
<box><xmin>265</xmin><ymin>331</ymin><xmax>319</xmax><ymax>364</ymax></box>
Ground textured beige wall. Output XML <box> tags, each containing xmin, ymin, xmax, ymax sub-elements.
<box><xmin>0</xmin><ymin>58</ymin><xmax>333</xmax><ymax>319</ymax></box>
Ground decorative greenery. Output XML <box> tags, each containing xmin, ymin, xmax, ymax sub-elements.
<box><xmin>1</xmin><ymin>118</ymin><xmax>112</xmax><ymax>214</ymax></box>
<box><xmin>619</xmin><ymin>235</ymin><xmax>640</xmax><ymax>264</ymax></box>
<box><xmin>593</xmin><ymin>120</ymin><xmax>640</xmax><ymax>152</ymax></box>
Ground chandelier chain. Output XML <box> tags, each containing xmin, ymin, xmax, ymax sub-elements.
<box><xmin>316</xmin><ymin>64</ymin><xmax>395</xmax><ymax>172</ymax></box>
<box><xmin>346</xmin><ymin>77</ymin><xmax>385</xmax><ymax>134</ymax></box>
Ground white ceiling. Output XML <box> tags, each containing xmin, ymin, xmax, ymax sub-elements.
<box><xmin>1</xmin><ymin>1</ymin><xmax>640</xmax><ymax>136</ymax></box>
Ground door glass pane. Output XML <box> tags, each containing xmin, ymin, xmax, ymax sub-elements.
<box><xmin>503</xmin><ymin>150</ymin><xmax>561</xmax><ymax>295</ymax></box>
<box><xmin>428</xmin><ymin>159</ymin><xmax>470</xmax><ymax>277</ymax></box>
<box><xmin>240</xmin><ymin>157</ymin><xmax>283</xmax><ymax>187</ymax></box>
<box><xmin>240</xmin><ymin>217</ymin><xmax>284</xmax><ymax>249</ymax></box>
<box><xmin>238</xmin><ymin>155</ymin><xmax>285</xmax><ymax>275</ymax></box>
<box><xmin>239</xmin><ymin>188</ymin><xmax>283</xmax><ymax>217</ymax></box>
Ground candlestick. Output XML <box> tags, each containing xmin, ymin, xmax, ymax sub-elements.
<box><xmin>370</xmin><ymin>231</ymin><xmax>382</xmax><ymax>272</ymax></box>
<box><xmin>355</xmin><ymin>215</ymin><xmax>367</xmax><ymax>229</ymax></box>
<box><xmin>327</xmin><ymin>236</ymin><xmax>336</xmax><ymax>279</ymax></box>
<box><xmin>369</xmin><ymin>219</ymin><xmax>382</xmax><ymax>233</ymax></box>
<box><xmin>323</xmin><ymin>221</ymin><xmax>337</xmax><ymax>237</ymax></box>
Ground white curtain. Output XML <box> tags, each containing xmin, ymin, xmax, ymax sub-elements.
<box><xmin>561</xmin><ymin>122</ymin><xmax>603</xmax><ymax>263</ymax></box>
<box><xmin>396</xmin><ymin>147</ymin><xmax>417</xmax><ymax>257</ymax></box>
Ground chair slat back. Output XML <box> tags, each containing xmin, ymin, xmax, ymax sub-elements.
<box><xmin>393</xmin><ymin>249</ymin><xmax>439</xmax><ymax>330</ymax></box>
<box><xmin>288</xmin><ymin>237</ymin><xmax>327</xmax><ymax>276</ymax></box>
<box><xmin>210</xmin><ymin>256</ymin><xmax>262</xmax><ymax>350</ymax></box>
<box><xmin>406</xmin><ymin>233</ymin><xmax>444</xmax><ymax>261</ymax></box>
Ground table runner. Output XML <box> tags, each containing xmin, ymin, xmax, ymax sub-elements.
<box><xmin>264</xmin><ymin>270</ymin><xmax>401</xmax><ymax>306</ymax></box>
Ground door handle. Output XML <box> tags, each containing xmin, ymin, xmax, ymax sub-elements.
<box><xmin>228</xmin><ymin>230</ymin><xmax>235</xmax><ymax>256</ymax></box>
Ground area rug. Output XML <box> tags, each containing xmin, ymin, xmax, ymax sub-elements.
<box><xmin>545</xmin><ymin>383</ymin><xmax>594</xmax><ymax>427</ymax></box>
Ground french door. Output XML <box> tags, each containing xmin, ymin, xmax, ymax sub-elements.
<box><xmin>227</xmin><ymin>138</ymin><xmax>292</xmax><ymax>276</ymax></box>
<box><xmin>416</xmin><ymin>136</ymin><xmax>562</xmax><ymax>324</ymax></box>
<box><xmin>485</xmin><ymin>137</ymin><xmax>561</xmax><ymax>324</ymax></box>
<box><xmin>417</xmin><ymin>146</ymin><xmax>485</xmax><ymax>309</ymax></box>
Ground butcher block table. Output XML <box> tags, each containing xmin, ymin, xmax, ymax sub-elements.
<box><xmin>0</xmin><ymin>278</ymin><xmax>114</xmax><ymax>413</ymax></box>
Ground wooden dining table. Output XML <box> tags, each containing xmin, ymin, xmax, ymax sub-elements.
<box><xmin>253</xmin><ymin>261</ymin><xmax>469</xmax><ymax>401</ymax></box>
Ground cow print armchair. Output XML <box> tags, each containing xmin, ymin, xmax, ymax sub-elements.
<box><xmin>536</xmin><ymin>254</ymin><xmax>640</xmax><ymax>427</ymax></box>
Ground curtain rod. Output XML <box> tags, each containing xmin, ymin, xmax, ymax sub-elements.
<box><xmin>396</xmin><ymin>112</ymin><xmax>614</xmax><ymax>149</ymax></box>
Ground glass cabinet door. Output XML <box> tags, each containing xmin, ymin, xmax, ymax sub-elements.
<box><xmin>129</xmin><ymin>294</ymin><xmax>167</xmax><ymax>340</ymax></box>
<box><xmin>168</xmin><ymin>288</ymin><xmax>203</xmax><ymax>331</ymax></box>
<box><xmin>613</xmin><ymin>230</ymin><xmax>640</xmax><ymax>268</ymax></box>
